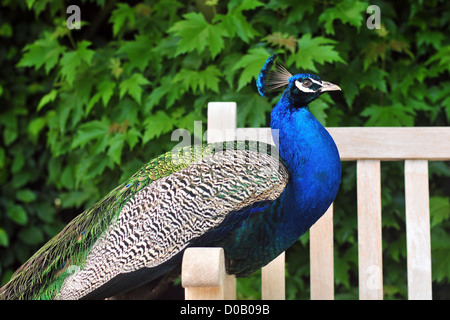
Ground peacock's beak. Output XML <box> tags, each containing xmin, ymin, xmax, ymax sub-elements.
<box><xmin>320</xmin><ymin>81</ymin><xmax>341</xmax><ymax>92</ymax></box>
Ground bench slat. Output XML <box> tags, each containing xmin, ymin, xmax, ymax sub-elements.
<box><xmin>357</xmin><ymin>160</ymin><xmax>383</xmax><ymax>300</ymax></box>
<box><xmin>261</xmin><ymin>253</ymin><xmax>285</xmax><ymax>300</ymax></box>
<box><xmin>405</xmin><ymin>160</ymin><xmax>432</xmax><ymax>300</ymax></box>
<box><xmin>310</xmin><ymin>205</ymin><xmax>334</xmax><ymax>300</ymax></box>
<box><xmin>327</xmin><ymin>127</ymin><xmax>450</xmax><ymax>161</ymax></box>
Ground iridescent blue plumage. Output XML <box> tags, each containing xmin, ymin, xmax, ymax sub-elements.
<box><xmin>257</xmin><ymin>54</ymin><xmax>277</xmax><ymax>97</ymax></box>
<box><xmin>212</xmin><ymin>56</ymin><xmax>342</xmax><ymax>276</ymax></box>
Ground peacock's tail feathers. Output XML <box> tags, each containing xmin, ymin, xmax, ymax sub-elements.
<box><xmin>0</xmin><ymin>140</ymin><xmax>279</xmax><ymax>300</ymax></box>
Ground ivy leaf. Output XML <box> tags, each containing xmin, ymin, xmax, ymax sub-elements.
<box><xmin>7</xmin><ymin>204</ymin><xmax>28</xmax><ymax>225</ymax></box>
<box><xmin>286</xmin><ymin>2</ymin><xmax>315</xmax><ymax>25</ymax></box>
<box><xmin>117</xmin><ymin>35</ymin><xmax>155</xmax><ymax>71</ymax></box>
<box><xmin>416</xmin><ymin>30</ymin><xmax>445</xmax><ymax>50</ymax></box>
<box><xmin>288</xmin><ymin>34</ymin><xmax>345</xmax><ymax>72</ymax></box>
<box><xmin>172</xmin><ymin>65</ymin><xmax>221</xmax><ymax>94</ymax></box>
<box><xmin>0</xmin><ymin>228</ymin><xmax>8</xmax><ymax>247</ymax></box>
<box><xmin>232</xmin><ymin>47</ymin><xmax>270</xmax><ymax>91</ymax></box>
<box><xmin>119</xmin><ymin>73</ymin><xmax>151</xmax><ymax>105</ymax></box>
<box><xmin>214</xmin><ymin>0</ymin><xmax>263</xmax><ymax>43</ymax></box>
<box><xmin>426</xmin><ymin>45</ymin><xmax>450</xmax><ymax>71</ymax></box>
<box><xmin>107</xmin><ymin>133</ymin><xmax>125</xmax><ymax>165</ymax></box>
<box><xmin>227</xmin><ymin>0</ymin><xmax>264</xmax><ymax>11</ymax></box>
<box><xmin>59</xmin><ymin>40</ymin><xmax>95</xmax><ymax>86</ymax></box>
<box><xmin>361</xmin><ymin>103</ymin><xmax>415</xmax><ymax>126</ymax></box>
<box><xmin>361</xmin><ymin>41</ymin><xmax>389</xmax><ymax>71</ymax></box>
<box><xmin>144</xmin><ymin>76</ymin><xmax>184</xmax><ymax>113</ymax></box>
<box><xmin>318</xmin><ymin>0</ymin><xmax>367</xmax><ymax>35</ymax></box>
<box><xmin>37</xmin><ymin>89</ymin><xmax>58</xmax><ymax>111</ymax></box>
<box><xmin>17</xmin><ymin>31</ymin><xmax>65</xmax><ymax>74</ymax></box>
<box><xmin>16</xmin><ymin>189</ymin><xmax>37</xmax><ymax>203</ymax></box>
<box><xmin>25</xmin><ymin>0</ymin><xmax>35</xmax><ymax>9</ymax></box>
<box><xmin>168</xmin><ymin>12</ymin><xmax>226</xmax><ymax>59</ymax></box>
<box><xmin>71</xmin><ymin>119</ymin><xmax>110</xmax><ymax>149</ymax></box>
<box><xmin>126</xmin><ymin>127</ymin><xmax>141</xmax><ymax>151</ymax></box>
<box><xmin>109</xmin><ymin>3</ymin><xmax>135</xmax><ymax>37</ymax></box>
<box><xmin>359</xmin><ymin>67</ymin><xmax>388</xmax><ymax>92</ymax></box>
<box><xmin>265</xmin><ymin>32</ymin><xmax>297</xmax><ymax>52</ymax></box>
<box><xmin>142</xmin><ymin>111</ymin><xmax>175</xmax><ymax>144</ymax></box>
<box><xmin>87</xmin><ymin>80</ymin><xmax>116</xmax><ymax>114</ymax></box>
<box><xmin>430</xmin><ymin>196</ymin><xmax>450</xmax><ymax>228</ymax></box>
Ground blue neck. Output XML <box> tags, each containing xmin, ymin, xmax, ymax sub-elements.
<box><xmin>270</xmin><ymin>102</ymin><xmax>341</xmax><ymax>237</ymax></box>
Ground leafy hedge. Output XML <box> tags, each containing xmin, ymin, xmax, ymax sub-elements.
<box><xmin>0</xmin><ymin>0</ymin><xmax>449</xmax><ymax>299</ymax></box>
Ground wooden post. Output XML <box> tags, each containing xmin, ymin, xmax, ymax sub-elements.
<box><xmin>404</xmin><ymin>160</ymin><xmax>432</xmax><ymax>300</ymax></box>
<box><xmin>310</xmin><ymin>204</ymin><xmax>334</xmax><ymax>299</ymax></box>
<box><xmin>357</xmin><ymin>160</ymin><xmax>383</xmax><ymax>300</ymax></box>
<box><xmin>182</xmin><ymin>247</ymin><xmax>236</xmax><ymax>300</ymax></box>
<box><xmin>261</xmin><ymin>253</ymin><xmax>285</xmax><ymax>300</ymax></box>
<box><xmin>207</xmin><ymin>102</ymin><xmax>236</xmax><ymax>143</ymax></box>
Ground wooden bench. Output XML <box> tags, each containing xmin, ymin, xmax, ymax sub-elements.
<box><xmin>181</xmin><ymin>102</ymin><xmax>450</xmax><ymax>300</ymax></box>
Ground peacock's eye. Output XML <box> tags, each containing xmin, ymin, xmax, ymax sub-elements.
<box><xmin>302</xmin><ymin>79</ymin><xmax>312</xmax><ymax>88</ymax></box>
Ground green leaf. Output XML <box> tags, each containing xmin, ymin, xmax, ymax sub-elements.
<box><xmin>16</xmin><ymin>189</ymin><xmax>37</xmax><ymax>203</ymax></box>
<box><xmin>28</xmin><ymin>117</ymin><xmax>47</xmax><ymax>141</ymax></box>
<box><xmin>359</xmin><ymin>68</ymin><xmax>388</xmax><ymax>92</ymax></box>
<box><xmin>117</xmin><ymin>35</ymin><xmax>155</xmax><ymax>71</ymax></box>
<box><xmin>168</xmin><ymin>12</ymin><xmax>227</xmax><ymax>59</ymax></box>
<box><xmin>288</xmin><ymin>34</ymin><xmax>346</xmax><ymax>72</ymax></box>
<box><xmin>430</xmin><ymin>196</ymin><xmax>450</xmax><ymax>228</ymax></box>
<box><xmin>142</xmin><ymin>111</ymin><xmax>175</xmax><ymax>144</ymax></box>
<box><xmin>25</xmin><ymin>0</ymin><xmax>35</xmax><ymax>9</ymax></box>
<box><xmin>12</xmin><ymin>153</ymin><xmax>25</xmax><ymax>174</ymax></box>
<box><xmin>416</xmin><ymin>30</ymin><xmax>445</xmax><ymax>50</ymax></box>
<box><xmin>7</xmin><ymin>204</ymin><xmax>28</xmax><ymax>225</ymax></box>
<box><xmin>318</xmin><ymin>0</ymin><xmax>367</xmax><ymax>35</ymax></box>
<box><xmin>232</xmin><ymin>47</ymin><xmax>270</xmax><ymax>91</ymax></box>
<box><xmin>37</xmin><ymin>89</ymin><xmax>58</xmax><ymax>111</ymax></box>
<box><xmin>426</xmin><ymin>45</ymin><xmax>450</xmax><ymax>71</ymax></box>
<box><xmin>87</xmin><ymin>80</ymin><xmax>116</xmax><ymax>113</ymax></box>
<box><xmin>71</xmin><ymin>119</ymin><xmax>110</xmax><ymax>149</ymax></box>
<box><xmin>227</xmin><ymin>0</ymin><xmax>264</xmax><ymax>12</ymax></box>
<box><xmin>119</xmin><ymin>73</ymin><xmax>150</xmax><ymax>105</ymax></box>
<box><xmin>172</xmin><ymin>65</ymin><xmax>221</xmax><ymax>94</ymax></box>
<box><xmin>0</xmin><ymin>228</ymin><xmax>8</xmax><ymax>247</ymax></box>
<box><xmin>109</xmin><ymin>3</ymin><xmax>136</xmax><ymax>37</ymax></box>
<box><xmin>17</xmin><ymin>31</ymin><xmax>65</xmax><ymax>74</ymax></box>
<box><xmin>144</xmin><ymin>76</ymin><xmax>183</xmax><ymax>112</ymax></box>
<box><xmin>126</xmin><ymin>127</ymin><xmax>141</xmax><ymax>151</ymax></box>
<box><xmin>59</xmin><ymin>41</ymin><xmax>95</xmax><ymax>86</ymax></box>
<box><xmin>19</xmin><ymin>226</ymin><xmax>44</xmax><ymax>245</ymax></box>
<box><xmin>107</xmin><ymin>133</ymin><xmax>125</xmax><ymax>165</ymax></box>
<box><xmin>361</xmin><ymin>103</ymin><xmax>415</xmax><ymax>126</ymax></box>
<box><xmin>3</xmin><ymin>126</ymin><xmax>18</xmax><ymax>146</ymax></box>
<box><xmin>214</xmin><ymin>0</ymin><xmax>263</xmax><ymax>43</ymax></box>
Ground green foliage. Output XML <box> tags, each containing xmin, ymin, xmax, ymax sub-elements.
<box><xmin>0</xmin><ymin>0</ymin><xmax>449</xmax><ymax>300</ymax></box>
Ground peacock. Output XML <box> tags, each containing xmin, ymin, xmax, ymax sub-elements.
<box><xmin>0</xmin><ymin>54</ymin><xmax>341</xmax><ymax>300</ymax></box>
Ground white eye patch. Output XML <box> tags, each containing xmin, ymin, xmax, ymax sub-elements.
<box><xmin>309</xmin><ymin>78</ymin><xmax>322</xmax><ymax>86</ymax></box>
<box><xmin>295</xmin><ymin>80</ymin><xmax>316</xmax><ymax>93</ymax></box>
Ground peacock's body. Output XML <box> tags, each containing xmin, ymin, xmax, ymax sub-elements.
<box><xmin>0</xmin><ymin>55</ymin><xmax>341</xmax><ymax>300</ymax></box>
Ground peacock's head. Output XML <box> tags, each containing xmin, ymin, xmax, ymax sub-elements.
<box><xmin>257</xmin><ymin>54</ymin><xmax>341</xmax><ymax>107</ymax></box>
